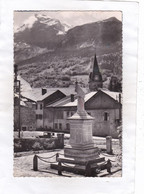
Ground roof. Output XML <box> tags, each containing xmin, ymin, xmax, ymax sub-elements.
<box><xmin>63</xmin><ymin>92</ymin><xmax>97</xmax><ymax>107</ymax></box>
<box><xmin>16</xmin><ymin>76</ymin><xmax>78</xmax><ymax>102</ymax></box>
<box><xmin>46</xmin><ymin>96</ymin><xmax>73</xmax><ymax>107</ymax></box>
<box><xmin>93</xmin><ymin>54</ymin><xmax>100</xmax><ymax>75</ymax></box>
<box><xmin>36</xmin><ymin>90</ymin><xmax>60</xmax><ymax>101</ymax></box>
<box><xmin>47</xmin><ymin>89</ymin><xmax>121</xmax><ymax>108</ymax></box>
<box><xmin>16</xmin><ymin>75</ymin><xmax>121</xmax><ymax>105</ymax></box>
<box><xmin>29</xmin><ymin>87</ymin><xmax>87</xmax><ymax>102</ymax></box>
<box><xmin>20</xmin><ymin>100</ymin><xmax>27</xmax><ymax>107</ymax></box>
<box><xmin>17</xmin><ymin>75</ymin><xmax>36</xmax><ymax>102</ymax></box>
<box><xmin>100</xmin><ymin>89</ymin><xmax>121</xmax><ymax>102</ymax></box>
<box><xmin>47</xmin><ymin>92</ymin><xmax>97</xmax><ymax>108</ymax></box>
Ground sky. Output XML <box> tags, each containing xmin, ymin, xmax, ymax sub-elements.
<box><xmin>14</xmin><ymin>11</ymin><xmax>122</xmax><ymax>30</ymax></box>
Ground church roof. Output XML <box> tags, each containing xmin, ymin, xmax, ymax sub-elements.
<box><xmin>89</xmin><ymin>54</ymin><xmax>102</xmax><ymax>82</ymax></box>
<box><xmin>93</xmin><ymin>54</ymin><xmax>100</xmax><ymax>75</ymax></box>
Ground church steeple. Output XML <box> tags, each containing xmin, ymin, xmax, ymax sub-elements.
<box><xmin>89</xmin><ymin>54</ymin><xmax>103</xmax><ymax>91</ymax></box>
<box><xmin>92</xmin><ymin>54</ymin><xmax>100</xmax><ymax>77</ymax></box>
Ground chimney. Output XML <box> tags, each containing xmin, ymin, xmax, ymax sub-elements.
<box><xmin>70</xmin><ymin>94</ymin><xmax>75</xmax><ymax>102</ymax></box>
<box><xmin>42</xmin><ymin>88</ymin><xmax>47</xmax><ymax>95</ymax></box>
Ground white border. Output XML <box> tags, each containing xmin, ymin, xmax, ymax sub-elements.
<box><xmin>0</xmin><ymin>0</ymin><xmax>141</xmax><ymax>194</ymax></box>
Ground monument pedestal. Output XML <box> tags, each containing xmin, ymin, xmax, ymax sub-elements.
<box><xmin>51</xmin><ymin>83</ymin><xmax>103</xmax><ymax>176</ymax></box>
<box><xmin>64</xmin><ymin>111</ymin><xmax>99</xmax><ymax>162</ymax></box>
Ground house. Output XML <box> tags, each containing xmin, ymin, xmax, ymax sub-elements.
<box><xmin>14</xmin><ymin>75</ymin><xmax>37</xmax><ymax>131</ymax></box>
<box><xmin>35</xmin><ymin>89</ymin><xmax>66</xmax><ymax>129</ymax></box>
<box><xmin>44</xmin><ymin>89</ymin><xmax>121</xmax><ymax>138</ymax></box>
<box><xmin>14</xmin><ymin>94</ymin><xmax>36</xmax><ymax>131</ymax></box>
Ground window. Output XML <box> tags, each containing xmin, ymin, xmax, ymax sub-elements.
<box><xmin>56</xmin><ymin>111</ymin><xmax>63</xmax><ymax>119</ymax></box>
<box><xmin>66</xmin><ymin>123</ymin><xmax>70</xmax><ymax>130</ymax></box>
<box><xmin>104</xmin><ymin>112</ymin><xmax>109</xmax><ymax>121</ymax></box>
<box><xmin>22</xmin><ymin>126</ymin><xmax>27</xmax><ymax>131</ymax></box>
<box><xmin>59</xmin><ymin>123</ymin><xmax>62</xmax><ymax>130</ymax></box>
<box><xmin>71</xmin><ymin>112</ymin><xmax>74</xmax><ymax>116</ymax></box>
<box><xmin>67</xmin><ymin>111</ymin><xmax>69</xmax><ymax>117</ymax></box>
<box><xmin>29</xmin><ymin>126</ymin><xmax>33</xmax><ymax>131</ymax></box>
<box><xmin>36</xmin><ymin>114</ymin><xmax>43</xmax><ymax>120</ymax></box>
<box><xmin>40</xmin><ymin>104</ymin><xmax>42</xmax><ymax>109</ymax></box>
<box><xmin>55</xmin><ymin>123</ymin><xmax>58</xmax><ymax>129</ymax></box>
<box><xmin>39</xmin><ymin>114</ymin><xmax>43</xmax><ymax>119</ymax></box>
<box><xmin>36</xmin><ymin>104</ymin><xmax>38</xmax><ymax>110</ymax></box>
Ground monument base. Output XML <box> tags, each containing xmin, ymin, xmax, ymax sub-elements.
<box><xmin>50</xmin><ymin>155</ymin><xmax>106</xmax><ymax>177</ymax></box>
<box><xmin>64</xmin><ymin>144</ymin><xmax>99</xmax><ymax>162</ymax></box>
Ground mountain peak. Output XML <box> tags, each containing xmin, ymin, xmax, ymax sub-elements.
<box><xmin>103</xmin><ymin>17</ymin><xmax>120</xmax><ymax>23</ymax></box>
<box><xmin>15</xmin><ymin>14</ymin><xmax>71</xmax><ymax>33</ymax></box>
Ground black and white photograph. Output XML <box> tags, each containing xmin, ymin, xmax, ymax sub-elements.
<box><xmin>13</xmin><ymin>10</ymin><xmax>123</xmax><ymax>177</ymax></box>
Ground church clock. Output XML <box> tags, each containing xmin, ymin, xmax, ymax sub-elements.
<box><xmin>94</xmin><ymin>75</ymin><xmax>99</xmax><ymax>81</ymax></box>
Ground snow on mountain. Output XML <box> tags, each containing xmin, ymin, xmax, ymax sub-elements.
<box><xmin>35</xmin><ymin>14</ymin><xmax>59</xmax><ymax>26</ymax></box>
<box><xmin>15</xmin><ymin>13</ymin><xmax>72</xmax><ymax>34</ymax></box>
<box><xmin>56</xmin><ymin>23</ymin><xmax>71</xmax><ymax>35</ymax></box>
<box><xmin>62</xmin><ymin>23</ymin><xmax>71</xmax><ymax>32</ymax></box>
<box><xmin>15</xmin><ymin>15</ymin><xmax>38</xmax><ymax>32</ymax></box>
<box><xmin>78</xmin><ymin>41</ymin><xmax>96</xmax><ymax>49</ymax></box>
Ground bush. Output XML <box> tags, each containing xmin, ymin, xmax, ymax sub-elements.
<box><xmin>14</xmin><ymin>137</ymin><xmax>63</xmax><ymax>152</ymax></box>
<box><xmin>32</xmin><ymin>142</ymin><xmax>44</xmax><ymax>151</ymax></box>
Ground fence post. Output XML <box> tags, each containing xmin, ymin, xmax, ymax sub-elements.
<box><xmin>106</xmin><ymin>136</ymin><xmax>113</xmax><ymax>154</ymax></box>
<box><xmin>33</xmin><ymin>155</ymin><xmax>38</xmax><ymax>171</ymax></box>
<box><xmin>106</xmin><ymin>159</ymin><xmax>112</xmax><ymax>174</ymax></box>
<box><xmin>56</xmin><ymin>153</ymin><xmax>59</xmax><ymax>161</ymax></box>
<box><xmin>58</xmin><ymin>161</ymin><xmax>62</xmax><ymax>175</ymax></box>
<box><xmin>57</xmin><ymin>133</ymin><xmax>64</xmax><ymax>148</ymax></box>
<box><xmin>85</xmin><ymin>162</ymin><xmax>91</xmax><ymax>177</ymax></box>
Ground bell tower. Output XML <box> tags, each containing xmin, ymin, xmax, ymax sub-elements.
<box><xmin>89</xmin><ymin>54</ymin><xmax>103</xmax><ymax>91</ymax></box>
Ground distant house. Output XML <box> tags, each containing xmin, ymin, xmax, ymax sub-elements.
<box><xmin>45</xmin><ymin>89</ymin><xmax>122</xmax><ymax>138</ymax></box>
<box><xmin>35</xmin><ymin>89</ymin><xmax>66</xmax><ymax>129</ymax></box>
<box><xmin>14</xmin><ymin>75</ymin><xmax>37</xmax><ymax>131</ymax></box>
<box><xmin>14</xmin><ymin>94</ymin><xmax>36</xmax><ymax>131</ymax></box>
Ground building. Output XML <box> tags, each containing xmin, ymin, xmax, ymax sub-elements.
<box><xmin>44</xmin><ymin>89</ymin><xmax>121</xmax><ymax>138</ymax></box>
<box><xmin>35</xmin><ymin>89</ymin><xmax>66</xmax><ymax>129</ymax></box>
<box><xmin>14</xmin><ymin>75</ymin><xmax>37</xmax><ymax>131</ymax></box>
<box><xmin>35</xmin><ymin>87</ymin><xmax>87</xmax><ymax>130</ymax></box>
<box><xmin>89</xmin><ymin>54</ymin><xmax>103</xmax><ymax>91</ymax></box>
<box><xmin>14</xmin><ymin>97</ymin><xmax>36</xmax><ymax>131</ymax></box>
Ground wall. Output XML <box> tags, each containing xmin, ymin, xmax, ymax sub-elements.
<box><xmin>14</xmin><ymin>103</ymin><xmax>36</xmax><ymax>131</ymax></box>
<box><xmin>90</xmin><ymin>109</ymin><xmax>119</xmax><ymax>138</ymax></box>
<box><xmin>35</xmin><ymin>102</ymin><xmax>44</xmax><ymax>128</ymax></box>
<box><xmin>43</xmin><ymin>107</ymin><xmax>119</xmax><ymax>137</ymax></box>
<box><xmin>43</xmin><ymin>107</ymin><xmax>76</xmax><ymax>131</ymax></box>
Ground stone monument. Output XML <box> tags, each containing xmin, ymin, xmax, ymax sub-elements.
<box><xmin>64</xmin><ymin>82</ymin><xmax>99</xmax><ymax>162</ymax></box>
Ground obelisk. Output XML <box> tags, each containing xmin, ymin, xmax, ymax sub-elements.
<box><xmin>64</xmin><ymin>82</ymin><xmax>99</xmax><ymax>162</ymax></box>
